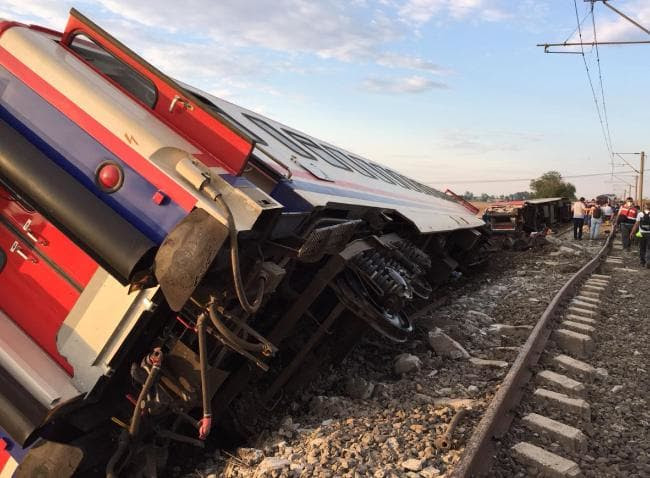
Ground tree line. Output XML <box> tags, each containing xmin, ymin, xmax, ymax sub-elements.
<box><xmin>461</xmin><ymin>171</ymin><xmax>576</xmax><ymax>202</ymax></box>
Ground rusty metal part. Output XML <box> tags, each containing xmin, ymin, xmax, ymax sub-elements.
<box><xmin>435</xmin><ymin>408</ymin><xmax>468</xmax><ymax>450</ymax></box>
<box><xmin>451</xmin><ymin>230</ymin><xmax>614</xmax><ymax>477</ymax></box>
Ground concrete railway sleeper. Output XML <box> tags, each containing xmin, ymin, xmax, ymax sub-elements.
<box><xmin>451</xmin><ymin>230</ymin><xmax>616</xmax><ymax>477</ymax></box>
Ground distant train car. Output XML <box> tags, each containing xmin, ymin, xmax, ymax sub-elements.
<box><xmin>0</xmin><ymin>10</ymin><xmax>489</xmax><ymax>477</ymax></box>
<box><xmin>484</xmin><ymin>197</ymin><xmax>570</xmax><ymax>235</ymax></box>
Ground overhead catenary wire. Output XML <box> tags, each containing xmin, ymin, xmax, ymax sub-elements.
<box><xmin>573</xmin><ymin>0</ymin><xmax>615</xmax><ymax>160</ymax></box>
<box><xmin>589</xmin><ymin>1</ymin><xmax>614</xmax><ymax>169</ymax></box>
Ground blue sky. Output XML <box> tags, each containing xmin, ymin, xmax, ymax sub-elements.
<box><xmin>2</xmin><ymin>0</ymin><xmax>650</xmax><ymax>198</ymax></box>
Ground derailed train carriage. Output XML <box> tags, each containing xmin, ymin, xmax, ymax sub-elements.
<box><xmin>0</xmin><ymin>10</ymin><xmax>489</xmax><ymax>476</ymax></box>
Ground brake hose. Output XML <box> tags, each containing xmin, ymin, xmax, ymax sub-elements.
<box><xmin>174</xmin><ymin>158</ymin><xmax>265</xmax><ymax>315</ymax></box>
<box><xmin>196</xmin><ymin>313</ymin><xmax>212</xmax><ymax>439</ymax></box>
<box><xmin>213</xmin><ymin>194</ymin><xmax>265</xmax><ymax>315</ymax></box>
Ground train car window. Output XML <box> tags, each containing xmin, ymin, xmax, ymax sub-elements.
<box><xmin>282</xmin><ymin>130</ymin><xmax>352</xmax><ymax>171</ymax></box>
<box><xmin>362</xmin><ymin>161</ymin><xmax>397</xmax><ymax>185</ymax></box>
<box><xmin>69</xmin><ymin>34</ymin><xmax>157</xmax><ymax>108</ymax></box>
<box><xmin>396</xmin><ymin>173</ymin><xmax>427</xmax><ymax>193</ymax></box>
<box><xmin>379</xmin><ymin>166</ymin><xmax>416</xmax><ymax>191</ymax></box>
<box><xmin>0</xmin><ymin>247</ymin><xmax>5</xmax><ymax>273</ymax></box>
<box><xmin>345</xmin><ymin>155</ymin><xmax>379</xmax><ymax>180</ymax></box>
<box><xmin>243</xmin><ymin>114</ymin><xmax>314</xmax><ymax>159</ymax></box>
<box><xmin>322</xmin><ymin>146</ymin><xmax>376</xmax><ymax>178</ymax></box>
<box><xmin>182</xmin><ymin>90</ymin><xmax>267</xmax><ymax>145</ymax></box>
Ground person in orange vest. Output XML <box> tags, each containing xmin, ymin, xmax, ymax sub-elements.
<box><xmin>617</xmin><ymin>197</ymin><xmax>638</xmax><ymax>250</ymax></box>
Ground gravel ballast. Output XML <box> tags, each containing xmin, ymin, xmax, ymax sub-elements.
<box><xmin>173</xmin><ymin>232</ymin><xmax>605</xmax><ymax>477</ymax></box>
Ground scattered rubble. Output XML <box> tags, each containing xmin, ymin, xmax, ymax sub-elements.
<box><xmin>394</xmin><ymin>353</ymin><xmax>422</xmax><ymax>374</ymax></box>
<box><xmin>428</xmin><ymin>328</ymin><xmax>470</xmax><ymax>359</ymax></box>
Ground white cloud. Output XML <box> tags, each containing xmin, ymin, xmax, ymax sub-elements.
<box><xmin>376</xmin><ymin>52</ymin><xmax>452</xmax><ymax>74</ymax></box>
<box><xmin>570</xmin><ymin>1</ymin><xmax>650</xmax><ymax>43</ymax></box>
<box><xmin>398</xmin><ymin>0</ymin><xmax>511</xmax><ymax>25</ymax></box>
<box><xmin>94</xmin><ymin>0</ymin><xmax>401</xmax><ymax>62</ymax></box>
<box><xmin>5</xmin><ymin>0</ymin><xmax>521</xmax><ymax>99</ymax></box>
<box><xmin>362</xmin><ymin>75</ymin><xmax>448</xmax><ymax>93</ymax></box>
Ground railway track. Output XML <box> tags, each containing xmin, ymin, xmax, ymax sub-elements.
<box><xmin>451</xmin><ymin>229</ymin><xmax>616</xmax><ymax>477</ymax></box>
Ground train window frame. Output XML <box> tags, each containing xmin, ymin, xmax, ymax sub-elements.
<box><xmin>183</xmin><ymin>90</ymin><xmax>268</xmax><ymax>146</ymax></box>
<box><xmin>67</xmin><ymin>33</ymin><xmax>158</xmax><ymax>109</ymax></box>
<box><xmin>243</xmin><ymin>114</ymin><xmax>315</xmax><ymax>160</ymax></box>
<box><xmin>360</xmin><ymin>160</ymin><xmax>397</xmax><ymax>185</ymax></box>
<box><xmin>282</xmin><ymin>130</ymin><xmax>352</xmax><ymax>172</ymax></box>
<box><xmin>321</xmin><ymin>145</ymin><xmax>376</xmax><ymax>178</ymax></box>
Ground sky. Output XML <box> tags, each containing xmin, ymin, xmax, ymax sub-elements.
<box><xmin>1</xmin><ymin>0</ymin><xmax>650</xmax><ymax>198</ymax></box>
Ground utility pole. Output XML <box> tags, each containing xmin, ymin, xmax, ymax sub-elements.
<box><xmin>634</xmin><ymin>175</ymin><xmax>639</xmax><ymax>202</ymax></box>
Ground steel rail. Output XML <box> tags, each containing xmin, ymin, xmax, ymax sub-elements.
<box><xmin>452</xmin><ymin>229</ymin><xmax>615</xmax><ymax>477</ymax></box>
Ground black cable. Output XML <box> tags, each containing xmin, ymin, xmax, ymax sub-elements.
<box><xmin>213</xmin><ymin>194</ymin><xmax>265</xmax><ymax>315</ymax></box>
<box><xmin>573</xmin><ymin>0</ymin><xmax>613</xmax><ymax>159</ymax></box>
<box><xmin>590</xmin><ymin>2</ymin><xmax>614</xmax><ymax>161</ymax></box>
<box><xmin>426</xmin><ymin>170</ymin><xmax>646</xmax><ymax>185</ymax></box>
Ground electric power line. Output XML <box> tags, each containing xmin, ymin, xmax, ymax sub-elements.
<box><xmin>426</xmin><ymin>169</ymin><xmax>644</xmax><ymax>185</ymax></box>
<box><xmin>589</xmin><ymin>1</ymin><xmax>614</xmax><ymax>167</ymax></box>
<box><xmin>573</xmin><ymin>0</ymin><xmax>614</xmax><ymax>160</ymax></box>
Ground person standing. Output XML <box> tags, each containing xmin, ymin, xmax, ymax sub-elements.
<box><xmin>589</xmin><ymin>200</ymin><xmax>603</xmax><ymax>240</ymax></box>
<box><xmin>617</xmin><ymin>197</ymin><xmax>638</xmax><ymax>250</ymax></box>
<box><xmin>584</xmin><ymin>199</ymin><xmax>594</xmax><ymax>232</ymax></box>
<box><xmin>630</xmin><ymin>203</ymin><xmax>650</xmax><ymax>267</ymax></box>
<box><xmin>601</xmin><ymin>201</ymin><xmax>613</xmax><ymax>223</ymax></box>
<box><xmin>572</xmin><ymin>197</ymin><xmax>586</xmax><ymax>240</ymax></box>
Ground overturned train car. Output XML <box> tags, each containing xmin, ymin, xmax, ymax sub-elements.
<box><xmin>484</xmin><ymin>197</ymin><xmax>571</xmax><ymax>234</ymax></box>
<box><xmin>0</xmin><ymin>10</ymin><xmax>489</xmax><ymax>477</ymax></box>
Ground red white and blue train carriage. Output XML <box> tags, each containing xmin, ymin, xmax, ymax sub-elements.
<box><xmin>0</xmin><ymin>9</ymin><xmax>487</xmax><ymax>477</ymax></box>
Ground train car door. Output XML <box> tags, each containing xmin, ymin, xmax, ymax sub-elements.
<box><xmin>60</xmin><ymin>8</ymin><xmax>255</xmax><ymax>175</ymax></box>
<box><xmin>0</xmin><ymin>185</ymin><xmax>97</xmax><ymax>373</ymax></box>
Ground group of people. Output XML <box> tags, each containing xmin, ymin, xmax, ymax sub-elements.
<box><xmin>572</xmin><ymin>196</ymin><xmax>650</xmax><ymax>267</ymax></box>
<box><xmin>570</xmin><ymin>197</ymin><xmax>613</xmax><ymax>241</ymax></box>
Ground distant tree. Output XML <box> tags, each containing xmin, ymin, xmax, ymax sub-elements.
<box><xmin>462</xmin><ymin>191</ymin><xmax>475</xmax><ymax>201</ymax></box>
<box><xmin>530</xmin><ymin>171</ymin><xmax>576</xmax><ymax>199</ymax></box>
<box><xmin>509</xmin><ymin>191</ymin><xmax>531</xmax><ymax>201</ymax></box>
<box><xmin>479</xmin><ymin>193</ymin><xmax>491</xmax><ymax>202</ymax></box>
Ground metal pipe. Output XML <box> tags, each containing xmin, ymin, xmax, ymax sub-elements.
<box><xmin>601</xmin><ymin>1</ymin><xmax>650</xmax><ymax>35</ymax></box>
<box><xmin>129</xmin><ymin>348</ymin><xmax>163</xmax><ymax>437</ymax></box>
<box><xmin>196</xmin><ymin>313</ymin><xmax>212</xmax><ymax>439</ymax></box>
<box><xmin>435</xmin><ymin>408</ymin><xmax>468</xmax><ymax>450</ymax></box>
<box><xmin>207</xmin><ymin>303</ymin><xmax>267</xmax><ymax>353</ymax></box>
<box><xmin>538</xmin><ymin>40</ymin><xmax>650</xmax><ymax>49</ymax></box>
